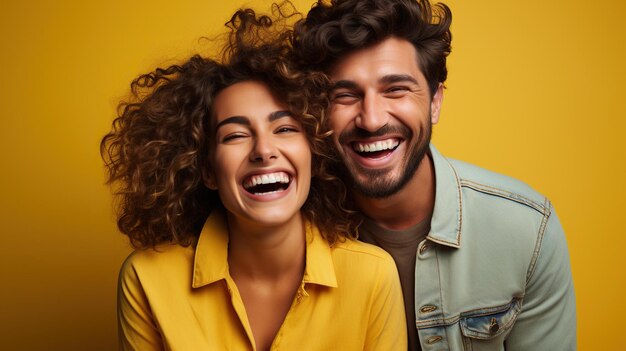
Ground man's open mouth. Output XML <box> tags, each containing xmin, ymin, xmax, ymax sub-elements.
<box><xmin>352</xmin><ymin>139</ymin><xmax>400</xmax><ymax>158</ymax></box>
<box><xmin>243</xmin><ymin>172</ymin><xmax>292</xmax><ymax>196</ymax></box>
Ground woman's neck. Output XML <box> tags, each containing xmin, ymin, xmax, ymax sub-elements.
<box><xmin>226</xmin><ymin>211</ymin><xmax>306</xmax><ymax>281</ymax></box>
<box><xmin>226</xmin><ymin>211</ymin><xmax>306</xmax><ymax>351</ymax></box>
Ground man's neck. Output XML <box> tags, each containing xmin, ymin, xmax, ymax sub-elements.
<box><xmin>355</xmin><ymin>153</ymin><xmax>436</xmax><ymax>231</ymax></box>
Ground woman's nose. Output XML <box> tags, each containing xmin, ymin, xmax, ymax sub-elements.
<box><xmin>249</xmin><ymin>134</ymin><xmax>278</xmax><ymax>163</ymax></box>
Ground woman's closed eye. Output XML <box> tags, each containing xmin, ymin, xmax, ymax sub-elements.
<box><xmin>221</xmin><ymin>132</ymin><xmax>249</xmax><ymax>143</ymax></box>
<box><xmin>274</xmin><ymin>125</ymin><xmax>300</xmax><ymax>134</ymax></box>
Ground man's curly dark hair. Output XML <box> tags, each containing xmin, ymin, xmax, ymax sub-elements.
<box><xmin>101</xmin><ymin>6</ymin><xmax>359</xmax><ymax>249</ymax></box>
<box><xmin>292</xmin><ymin>0</ymin><xmax>452</xmax><ymax>96</ymax></box>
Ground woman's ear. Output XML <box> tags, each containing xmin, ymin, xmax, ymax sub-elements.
<box><xmin>202</xmin><ymin>170</ymin><xmax>218</xmax><ymax>190</ymax></box>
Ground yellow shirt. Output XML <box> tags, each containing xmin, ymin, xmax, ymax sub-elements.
<box><xmin>118</xmin><ymin>211</ymin><xmax>407</xmax><ymax>350</ymax></box>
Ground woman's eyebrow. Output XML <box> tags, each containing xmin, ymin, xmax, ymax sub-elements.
<box><xmin>215</xmin><ymin>116</ymin><xmax>250</xmax><ymax>131</ymax></box>
<box><xmin>269</xmin><ymin>110</ymin><xmax>291</xmax><ymax>122</ymax></box>
<box><xmin>216</xmin><ymin>110</ymin><xmax>291</xmax><ymax>131</ymax></box>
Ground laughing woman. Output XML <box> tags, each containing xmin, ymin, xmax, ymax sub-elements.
<box><xmin>101</xmin><ymin>9</ymin><xmax>406</xmax><ymax>351</ymax></box>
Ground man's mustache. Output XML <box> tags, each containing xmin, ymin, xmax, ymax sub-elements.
<box><xmin>338</xmin><ymin>125</ymin><xmax>412</xmax><ymax>144</ymax></box>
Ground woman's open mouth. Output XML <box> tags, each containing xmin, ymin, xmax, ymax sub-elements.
<box><xmin>242</xmin><ymin>171</ymin><xmax>292</xmax><ymax>196</ymax></box>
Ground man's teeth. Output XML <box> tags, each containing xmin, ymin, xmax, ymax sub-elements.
<box><xmin>355</xmin><ymin>139</ymin><xmax>399</xmax><ymax>152</ymax></box>
<box><xmin>243</xmin><ymin>172</ymin><xmax>290</xmax><ymax>189</ymax></box>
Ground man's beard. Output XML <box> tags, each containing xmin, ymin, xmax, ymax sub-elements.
<box><xmin>336</xmin><ymin>120</ymin><xmax>432</xmax><ymax>199</ymax></box>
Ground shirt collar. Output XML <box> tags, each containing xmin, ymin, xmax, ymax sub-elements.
<box><xmin>192</xmin><ymin>210</ymin><xmax>338</xmax><ymax>288</ymax></box>
<box><xmin>302</xmin><ymin>222</ymin><xmax>338</xmax><ymax>288</ymax></box>
<box><xmin>192</xmin><ymin>209</ymin><xmax>229</xmax><ymax>288</ymax></box>
<box><xmin>427</xmin><ymin>144</ymin><xmax>463</xmax><ymax>248</ymax></box>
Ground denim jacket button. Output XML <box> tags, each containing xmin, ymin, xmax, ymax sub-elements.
<box><xmin>489</xmin><ymin>317</ymin><xmax>500</xmax><ymax>334</ymax></box>
<box><xmin>419</xmin><ymin>305</ymin><xmax>438</xmax><ymax>313</ymax></box>
<box><xmin>426</xmin><ymin>336</ymin><xmax>442</xmax><ymax>344</ymax></box>
<box><xmin>419</xmin><ymin>243</ymin><xmax>429</xmax><ymax>255</ymax></box>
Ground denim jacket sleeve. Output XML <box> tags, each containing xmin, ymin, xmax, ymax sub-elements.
<box><xmin>505</xmin><ymin>206</ymin><xmax>576</xmax><ymax>350</ymax></box>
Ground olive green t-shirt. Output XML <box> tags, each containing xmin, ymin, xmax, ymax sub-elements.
<box><xmin>358</xmin><ymin>216</ymin><xmax>431</xmax><ymax>351</ymax></box>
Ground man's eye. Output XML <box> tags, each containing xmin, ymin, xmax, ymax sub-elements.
<box><xmin>385</xmin><ymin>86</ymin><xmax>410</xmax><ymax>95</ymax></box>
<box><xmin>332</xmin><ymin>92</ymin><xmax>360</xmax><ymax>104</ymax></box>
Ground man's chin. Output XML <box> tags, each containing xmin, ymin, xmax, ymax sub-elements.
<box><xmin>343</xmin><ymin>147</ymin><xmax>427</xmax><ymax>199</ymax></box>
<box><xmin>350</xmin><ymin>172</ymin><xmax>407</xmax><ymax>199</ymax></box>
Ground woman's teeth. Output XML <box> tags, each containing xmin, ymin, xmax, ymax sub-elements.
<box><xmin>243</xmin><ymin>172</ymin><xmax>291</xmax><ymax>195</ymax></box>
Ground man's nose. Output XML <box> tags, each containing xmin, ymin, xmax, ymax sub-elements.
<box><xmin>356</xmin><ymin>94</ymin><xmax>389</xmax><ymax>132</ymax></box>
<box><xmin>249</xmin><ymin>134</ymin><xmax>278</xmax><ymax>163</ymax></box>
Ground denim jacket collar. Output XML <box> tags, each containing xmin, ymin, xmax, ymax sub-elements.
<box><xmin>192</xmin><ymin>209</ymin><xmax>338</xmax><ymax>288</ymax></box>
<box><xmin>427</xmin><ymin>144</ymin><xmax>462</xmax><ymax>249</ymax></box>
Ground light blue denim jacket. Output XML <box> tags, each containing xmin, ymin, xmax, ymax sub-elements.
<box><xmin>415</xmin><ymin>145</ymin><xmax>576</xmax><ymax>350</ymax></box>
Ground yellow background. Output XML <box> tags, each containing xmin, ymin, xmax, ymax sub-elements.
<box><xmin>1</xmin><ymin>0</ymin><xmax>623</xmax><ymax>349</ymax></box>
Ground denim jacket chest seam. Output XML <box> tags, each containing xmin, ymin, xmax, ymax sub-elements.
<box><xmin>457</xmin><ymin>176</ymin><xmax>553</xmax><ymax>287</ymax></box>
<box><xmin>458</xmin><ymin>179</ymin><xmax>548</xmax><ymax>215</ymax></box>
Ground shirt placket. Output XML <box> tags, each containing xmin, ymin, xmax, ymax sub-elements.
<box><xmin>269</xmin><ymin>281</ymin><xmax>307</xmax><ymax>350</ymax></box>
<box><xmin>415</xmin><ymin>240</ymin><xmax>449</xmax><ymax>350</ymax></box>
<box><xmin>224</xmin><ymin>278</ymin><xmax>258</xmax><ymax>351</ymax></box>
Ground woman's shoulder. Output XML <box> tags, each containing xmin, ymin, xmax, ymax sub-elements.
<box><xmin>332</xmin><ymin>238</ymin><xmax>393</xmax><ymax>259</ymax></box>
<box><xmin>328</xmin><ymin>239</ymin><xmax>400</xmax><ymax>297</ymax></box>
<box><xmin>330</xmin><ymin>238</ymin><xmax>397</xmax><ymax>272</ymax></box>
<box><xmin>120</xmin><ymin>243</ymin><xmax>196</xmax><ymax>279</ymax></box>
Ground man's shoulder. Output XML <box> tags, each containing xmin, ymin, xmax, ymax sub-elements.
<box><xmin>446</xmin><ymin>156</ymin><xmax>549</xmax><ymax>214</ymax></box>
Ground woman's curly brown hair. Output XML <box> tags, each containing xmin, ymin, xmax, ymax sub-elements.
<box><xmin>101</xmin><ymin>5</ymin><xmax>359</xmax><ymax>249</ymax></box>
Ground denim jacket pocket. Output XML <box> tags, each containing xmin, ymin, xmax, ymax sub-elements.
<box><xmin>459</xmin><ymin>298</ymin><xmax>522</xmax><ymax>350</ymax></box>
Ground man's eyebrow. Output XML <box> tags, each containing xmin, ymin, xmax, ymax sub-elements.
<box><xmin>215</xmin><ymin>116</ymin><xmax>249</xmax><ymax>130</ymax></box>
<box><xmin>331</xmin><ymin>75</ymin><xmax>419</xmax><ymax>90</ymax></box>
<box><xmin>331</xmin><ymin>80</ymin><xmax>359</xmax><ymax>91</ymax></box>
<box><xmin>379</xmin><ymin>74</ymin><xmax>419</xmax><ymax>85</ymax></box>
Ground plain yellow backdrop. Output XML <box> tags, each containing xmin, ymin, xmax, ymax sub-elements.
<box><xmin>1</xmin><ymin>0</ymin><xmax>623</xmax><ymax>349</ymax></box>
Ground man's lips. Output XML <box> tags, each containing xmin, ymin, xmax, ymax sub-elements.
<box><xmin>342</xmin><ymin>137</ymin><xmax>403</xmax><ymax>167</ymax></box>
<box><xmin>339</xmin><ymin>125</ymin><xmax>409</xmax><ymax>159</ymax></box>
